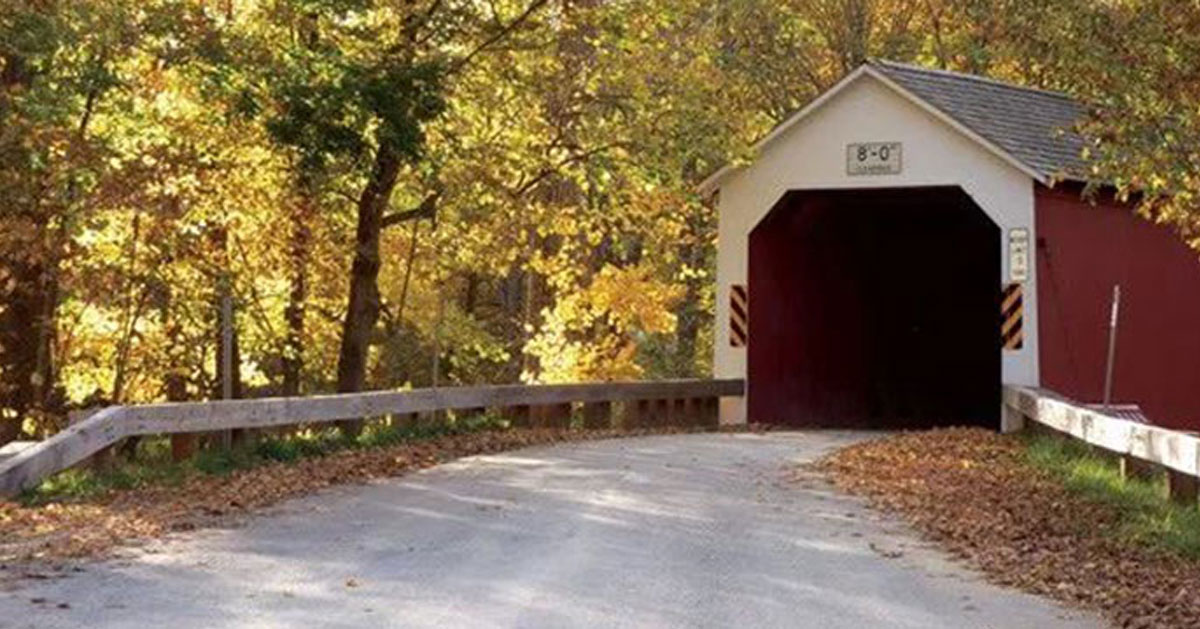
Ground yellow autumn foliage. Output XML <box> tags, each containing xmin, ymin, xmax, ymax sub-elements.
<box><xmin>524</xmin><ymin>265</ymin><xmax>683</xmax><ymax>383</ymax></box>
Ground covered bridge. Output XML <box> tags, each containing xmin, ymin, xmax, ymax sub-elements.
<box><xmin>703</xmin><ymin>60</ymin><xmax>1200</xmax><ymax>432</ymax></box>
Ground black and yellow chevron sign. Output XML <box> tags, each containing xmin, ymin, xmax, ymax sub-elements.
<box><xmin>730</xmin><ymin>284</ymin><xmax>749</xmax><ymax>347</ymax></box>
<box><xmin>1001</xmin><ymin>283</ymin><xmax>1024</xmax><ymax>350</ymax></box>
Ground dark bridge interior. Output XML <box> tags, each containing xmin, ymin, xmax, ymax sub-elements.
<box><xmin>748</xmin><ymin>186</ymin><xmax>1000</xmax><ymax>429</ymax></box>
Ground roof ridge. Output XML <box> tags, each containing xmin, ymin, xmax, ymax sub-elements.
<box><xmin>869</xmin><ymin>59</ymin><xmax>1078</xmax><ymax>102</ymax></box>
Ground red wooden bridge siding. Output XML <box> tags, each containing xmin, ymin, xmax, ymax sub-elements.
<box><xmin>1036</xmin><ymin>183</ymin><xmax>1200</xmax><ymax>430</ymax></box>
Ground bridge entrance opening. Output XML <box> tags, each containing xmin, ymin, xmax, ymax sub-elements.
<box><xmin>748</xmin><ymin>186</ymin><xmax>1000</xmax><ymax>429</ymax></box>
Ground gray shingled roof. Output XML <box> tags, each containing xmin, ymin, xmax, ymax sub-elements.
<box><xmin>869</xmin><ymin>60</ymin><xmax>1087</xmax><ymax>179</ymax></box>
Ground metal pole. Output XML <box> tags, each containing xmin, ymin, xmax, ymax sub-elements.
<box><xmin>221</xmin><ymin>290</ymin><xmax>233</xmax><ymax>402</ymax></box>
<box><xmin>216</xmin><ymin>278</ymin><xmax>234</xmax><ymax>449</ymax></box>
<box><xmin>432</xmin><ymin>285</ymin><xmax>443</xmax><ymax>390</ymax></box>
<box><xmin>430</xmin><ymin>284</ymin><xmax>445</xmax><ymax>425</ymax></box>
<box><xmin>1102</xmin><ymin>284</ymin><xmax>1121</xmax><ymax>409</ymax></box>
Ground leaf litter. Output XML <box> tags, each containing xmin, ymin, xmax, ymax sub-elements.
<box><xmin>816</xmin><ymin>428</ymin><xmax>1200</xmax><ymax>629</ymax></box>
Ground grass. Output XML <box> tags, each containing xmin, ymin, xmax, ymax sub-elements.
<box><xmin>1024</xmin><ymin>433</ymin><xmax>1200</xmax><ymax>560</ymax></box>
<box><xmin>18</xmin><ymin>411</ymin><xmax>514</xmax><ymax>507</ymax></box>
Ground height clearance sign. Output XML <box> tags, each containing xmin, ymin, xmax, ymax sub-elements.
<box><xmin>1009</xmin><ymin>228</ymin><xmax>1030</xmax><ymax>283</ymax></box>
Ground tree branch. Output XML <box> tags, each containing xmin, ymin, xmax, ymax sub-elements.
<box><xmin>511</xmin><ymin>142</ymin><xmax>631</xmax><ymax>198</ymax></box>
<box><xmin>449</xmin><ymin>0</ymin><xmax>552</xmax><ymax>75</ymax></box>
<box><xmin>380</xmin><ymin>191</ymin><xmax>440</xmax><ymax>229</ymax></box>
<box><xmin>410</xmin><ymin>0</ymin><xmax>444</xmax><ymax>41</ymax></box>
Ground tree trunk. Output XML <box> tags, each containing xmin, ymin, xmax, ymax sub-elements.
<box><xmin>0</xmin><ymin>260</ymin><xmax>44</xmax><ymax>444</ymax></box>
<box><xmin>335</xmin><ymin>144</ymin><xmax>403</xmax><ymax>435</ymax></box>
<box><xmin>30</xmin><ymin>252</ymin><xmax>59</xmax><ymax>434</ymax></box>
<box><xmin>283</xmin><ymin>184</ymin><xmax>314</xmax><ymax>397</ymax></box>
<box><xmin>0</xmin><ymin>231</ymin><xmax>62</xmax><ymax>444</ymax></box>
<box><xmin>208</xmin><ymin>280</ymin><xmax>244</xmax><ymax>448</ymax></box>
<box><xmin>164</xmin><ymin>288</ymin><xmax>196</xmax><ymax>461</ymax></box>
<box><xmin>463</xmin><ymin>272</ymin><xmax>479</xmax><ymax>316</ymax></box>
<box><xmin>212</xmin><ymin>290</ymin><xmax>243</xmax><ymax>400</ymax></box>
<box><xmin>206</xmin><ymin>226</ymin><xmax>241</xmax><ymax>449</ymax></box>
<box><xmin>111</xmin><ymin>213</ymin><xmax>142</xmax><ymax>403</ymax></box>
<box><xmin>226</xmin><ymin>309</ymin><xmax>254</xmax><ymax>447</ymax></box>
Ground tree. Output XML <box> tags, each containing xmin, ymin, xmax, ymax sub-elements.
<box><xmin>0</xmin><ymin>0</ymin><xmax>141</xmax><ymax>441</ymax></box>
<box><xmin>7</xmin><ymin>0</ymin><xmax>1200</xmax><ymax>448</ymax></box>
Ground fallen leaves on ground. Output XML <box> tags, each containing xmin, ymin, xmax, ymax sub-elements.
<box><xmin>0</xmin><ymin>426</ymin><xmax>736</xmax><ymax>569</ymax></box>
<box><xmin>817</xmin><ymin>428</ymin><xmax>1200</xmax><ymax>629</ymax></box>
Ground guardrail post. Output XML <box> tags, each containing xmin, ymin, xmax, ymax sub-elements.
<box><xmin>641</xmin><ymin>400</ymin><xmax>654</xmax><ymax>428</ymax></box>
<box><xmin>672</xmin><ymin>400</ymin><xmax>691</xmax><ymax>424</ymax></box>
<box><xmin>395</xmin><ymin>412</ymin><xmax>419</xmax><ymax>430</ymax></box>
<box><xmin>172</xmin><ymin>435</ymin><xmax>197</xmax><ymax>462</ymax></box>
<box><xmin>675</xmin><ymin>398</ymin><xmax>695</xmax><ymax>426</ymax></box>
<box><xmin>530</xmin><ymin>403</ymin><xmax>572</xmax><ymax>429</ymax></box>
<box><xmin>1000</xmin><ymin>403</ymin><xmax>1026</xmax><ymax>433</ymax></box>
<box><xmin>506</xmin><ymin>404</ymin><xmax>532</xmax><ymax>428</ymax></box>
<box><xmin>618</xmin><ymin>399</ymin><xmax>650</xmax><ymax>429</ymax></box>
<box><xmin>1167</xmin><ymin>469</ymin><xmax>1199</xmax><ymax>505</ymax></box>
<box><xmin>581</xmin><ymin>402</ymin><xmax>611</xmax><ymax>430</ymax></box>
<box><xmin>1120</xmin><ymin>456</ymin><xmax>1157</xmax><ymax>481</ymax></box>
<box><xmin>529</xmin><ymin>405</ymin><xmax>544</xmax><ymax>428</ymax></box>
<box><xmin>88</xmin><ymin>445</ymin><xmax>117</xmax><ymax>471</ymax></box>
<box><xmin>231</xmin><ymin>427</ymin><xmax>259</xmax><ymax>450</ymax></box>
<box><xmin>415</xmin><ymin>411</ymin><xmax>443</xmax><ymax>432</ymax></box>
<box><xmin>653</xmin><ymin>399</ymin><xmax>671</xmax><ymax>427</ymax></box>
<box><xmin>456</xmin><ymin>407</ymin><xmax>486</xmax><ymax>426</ymax></box>
<box><xmin>700</xmin><ymin>398</ymin><xmax>715</xmax><ymax>427</ymax></box>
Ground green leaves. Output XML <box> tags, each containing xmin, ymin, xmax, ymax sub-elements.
<box><xmin>0</xmin><ymin>9</ymin><xmax>60</xmax><ymax>61</ymax></box>
<box><xmin>265</xmin><ymin>76</ymin><xmax>371</xmax><ymax>172</ymax></box>
<box><xmin>232</xmin><ymin>2</ymin><xmax>449</xmax><ymax>178</ymax></box>
<box><xmin>356</xmin><ymin>59</ymin><xmax>446</xmax><ymax>160</ymax></box>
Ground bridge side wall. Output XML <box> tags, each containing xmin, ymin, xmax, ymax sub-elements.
<box><xmin>1036</xmin><ymin>183</ymin><xmax>1200</xmax><ymax>430</ymax></box>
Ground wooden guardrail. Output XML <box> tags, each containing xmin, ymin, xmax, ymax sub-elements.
<box><xmin>1003</xmin><ymin>385</ymin><xmax>1200</xmax><ymax>504</ymax></box>
<box><xmin>0</xmin><ymin>379</ymin><xmax>744</xmax><ymax>497</ymax></box>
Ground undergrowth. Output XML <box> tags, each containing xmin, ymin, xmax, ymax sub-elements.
<box><xmin>20</xmin><ymin>411</ymin><xmax>514</xmax><ymax>507</ymax></box>
<box><xmin>1025</xmin><ymin>433</ymin><xmax>1200</xmax><ymax>560</ymax></box>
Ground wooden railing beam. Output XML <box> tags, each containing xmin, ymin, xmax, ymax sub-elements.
<box><xmin>1005</xmin><ymin>385</ymin><xmax>1200</xmax><ymax>508</ymax></box>
<box><xmin>0</xmin><ymin>379</ymin><xmax>744</xmax><ymax>496</ymax></box>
